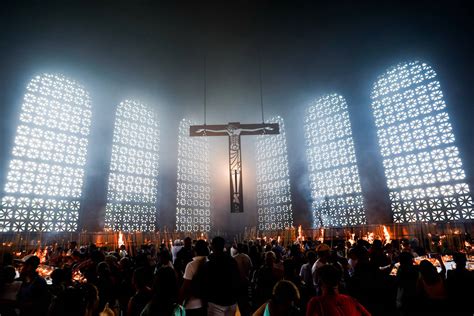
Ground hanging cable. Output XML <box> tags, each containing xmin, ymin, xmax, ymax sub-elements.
<box><xmin>257</xmin><ymin>4</ymin><xmax>265</xmax><ymax>124</ymax></box>
<box><xmin>258</xmin><ymin>47</ymin><xmax>265</xmax><ymax>124</ymax></box>
<box><xmin>204</xmin><ymin>54</ymin><xmax>207</xmax><ymax>126</ymax></box>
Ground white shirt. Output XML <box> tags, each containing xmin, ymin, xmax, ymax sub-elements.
<box><xmin>171</xmin><ymin>245</ymin><xmax>182</xmax><ymax>263</ymax></box>
<box><xmin>299</xmin><ymin>262</ymin><xmax>313</xmax><ymax>286</ymax></box>
<box><xmin>311</xmin><ymin>259</ymin><xmax>327</xmax><ymax>287</ymax></box>
<box><xmin>183</xmin><ymin>256</ymin><xmax>208</xmax><ymax>309</ymax></box>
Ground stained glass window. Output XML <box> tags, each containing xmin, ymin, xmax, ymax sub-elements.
<box><xmin>305</xmin><ymin>94</ymin><xmax>366</xmax><ymax>227</ymax></box>
<box><xmin>104</xmin><ymin>100</ymin><xmax>160</xmax><ymax>232</ymax></box>
<box><xmin>1</xmin><ymin>74</ymin><xmax>91</xmax><ymax>232</ymax></box>
<box><xmin>371</xmin><ymin>61</ymin><xmax>473</xmax><ymax>222</ymax></box>
<box><xmin>175</xmin><ymin>119</ymin><xmax>211</xmax><ymax>232</ymax></box>
<box><xmin>256</xmin><ymin>116</ymin><xmax>293</xmax><ymax>231</ymax></box>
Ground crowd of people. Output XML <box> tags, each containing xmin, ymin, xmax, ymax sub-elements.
<box><xmin>0</xmin><ymin>235</ymin><xmax>473</xmax><ymax>316</ymax></box>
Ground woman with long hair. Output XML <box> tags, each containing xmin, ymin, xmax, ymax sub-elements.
<box><xmin>141</xmin><ymin>266</ymin><xmax>184</xmax><ymax>316</ymax></box>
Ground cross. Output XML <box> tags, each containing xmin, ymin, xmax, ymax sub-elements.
<box><xmin>190</xmin><ymin>122</ymin><xmax>279</xmax><ymax>213</ymax></box>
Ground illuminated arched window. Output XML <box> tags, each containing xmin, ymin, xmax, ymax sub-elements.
<box><xmin>104</xmin><ymin>100</ymin><xmax>160</xmax><ymax>232</ymax></box>
<box><xmin>175</xmin><ymin>119</ymin><xmax>211</xmax><ymax>232</ymax></box>
<box><xmin>305</xmin><ymin>94</ymin><xmax>366</xmax><ymax>227</ymax></box>
<box><xmin>0</xmin><ymin>74</ymin><xmax>91</xmax><ymax>232</ymax></box>
<box><xmin>371</xmin><ymin>61</ymin><xmax>473</xmax><ymax>222</ymax></box>
<box><xmin>256</xmin><ymin>116</ymin><xmax>293</xmax><ymax>231</ymax></box>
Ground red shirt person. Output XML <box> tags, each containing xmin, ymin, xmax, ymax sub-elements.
<box><xmin>306</xmin><ymin>264</ymin><xmax>371</xmax><ymax>316</ymax></box>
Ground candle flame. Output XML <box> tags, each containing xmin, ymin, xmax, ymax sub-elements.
<box><xmin>349</xmin><ymin>233</ymin><xmax>356</xmax><ymax>246</ymax></box>
<box><xmin>383</xmin><ymin>226</ymin><xmax>391</xmax><ymax>245</ymax></box>
<box><xmin>118</xmin><ymin>231</ymin><xmax>124</xmax><ymax>248</ymax></box>
<box><xmin>34</xmin><ymin>248</ymin><xmax>47</xmax><ymax>264</ymax></box>
<box><xmin>296</xmin><ymin>225</ymin><xmax>305</xmax><ymax>243</ymax></box>
<box><xmin>72</xmin><ymin>270</ymin><xmax>87</xmax><ymax>283</ymax></box>
<box><xmin>364</xmin><ymin>232</ymin><xmax>375</xmax><ymax>244</ymax></box>
<box><xmin>36</xmin><ymin>264</ymin><xmax>54</xmax><ymax>278</ymax></box>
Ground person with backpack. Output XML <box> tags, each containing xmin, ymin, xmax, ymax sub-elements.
<box><xmin>179</xmin><ymin>239</ymin><xmax>210</xmax><ymax>316</ymax></box>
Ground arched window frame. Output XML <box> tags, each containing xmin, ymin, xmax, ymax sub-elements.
<box><xmin>104</xmin><ymin>100</ymin><xmax>160</xmax><ymax>232</ymax></box>
<box><xmin>304</xmin><ymin>93</ymin><xmax>366</xmax><ymax>227</ymax></box>
<box><xmin>0</xmin><ymin>74</ymin><xmax>91</xmax><ymax>232</ymax></box>
<box><xmin>256</xmin><ymin>115</ymin><xmax>293</xmax><ymax>231</ymax></box>
<box><xmin>371</xmin><ymin>61</ymin><xmax>473</xmax><ymax>223</ymax></box>
<box><xmin>175</xmin><ymin>118</ymin><xmax>211</xmax><ymax>233</ymax></box>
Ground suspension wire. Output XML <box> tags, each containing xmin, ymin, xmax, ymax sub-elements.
<box><xmin>258</xmin><ymin>47</ymin><xmax>265</xmax><ymax>124</ymax></box>
<box><xmin>257</xmin><ymin>4</ymin><xmax>265</xmax><ymax>124</ymax></box>
<box><xmin>204</xmin><ymin>54</ymin><xmax>207</xmax><ymax>126</ymax></box>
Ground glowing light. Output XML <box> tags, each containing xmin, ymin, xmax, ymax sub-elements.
<box><xmin>296</xmin><ymin>225</ymin><xmax>304</xmax><ymax>243</ymax></box>
<box><xmin>366</xmin><ymin>232</ymin><xmax>375</xmax><ymax>244</ymax></box>
<box><xmin>371</xmin><ymin>61</ymin><xmax>473</xmax><ymax>222</ymax></box>
<box><xmin>304</xmin><ymin>94</ymin><xmax>366</xmax><ymax>227</ymax></box>
<box><xmin>104</xmin><ymin>100</ymin><xmax>160</xmax><ymax>232</ymax></box>
<box><xmin>118</xmin><ymin>232</ymin><xmax>124</xmax><ymax>248</ymax></box>
<box><xmin>175</xmin><ymin>119</ymin><xmax>211</xmax><ymax>232</ymax></box>
<box><xmin>383</xmin><ymin>225</ymin><xmax>391</xmax><ymax>245</ymax></box>
<box><xmin>348</xmin><ymin>233</ymin><xmax>356</xmax><ymax>246</ymax></box>
<box><xmin>256</xmin><ymin>116</ymin><xmax>293</xmax><ymax>231</ymax></box>
<box><xmin>0</xmin><ymin>74</ymin><xmax>91</xmax><ymax>232</ymax></box>
<box><xmin>319</xmin><ymin>227</ymin><xmax>324</xmax><ymax>243</ymax></box>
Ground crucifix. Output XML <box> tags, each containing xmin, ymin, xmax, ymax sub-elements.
<box><xmin>190</xmin><ymin>122</ymin><xmax>279</xmax><ymax>213</ymax></box>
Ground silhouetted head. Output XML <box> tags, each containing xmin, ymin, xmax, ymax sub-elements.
<box><xmin>318</xmin><ymin>264</ymin><xmax>342</xmax><ymax>291</ymax></box>
<box><xmin>372</xmin><ymin>239</ymin><xmax>383</xmax><ymax>249</ymax></box>
<box><xmin>419</xmin><ymin>259</ymin><xmax>439</xmax><ymax>284</ymax></box>
<box><xmin>306</xmin><ymin>251</ymin><xmax>317</xmax><ymax>264</ymax></box>
<box><xmin>132</xmin><ymin>267</ymin><xmax>148</xmax><ymax>289</ymax></box>
<box><xmin>184</xmin><ymin>237</ymin><xmax>192</xmax><ymax>249</ymax></box>
<box><xmin>159</xmin><ymin>249</ymin><xmax>171</xmax><ymax>263</ymax></box>
<box><xmin>3</xmin><ymin>265</ymin><xmax>16</xmax><ymax>283</ymax></box>
<box><xmin>265</xmin><ymin>251</ymin><xmax>276</xmax><ymax>266</ymax></box>
<box><xmin>97</xmin><ymin>261</ymin><xmax>111</xmax><ymax>278</ymax></box>
<box><xmin>399</xmin><ymin>251</ymin><xmax>414</xmax><ymax>266</ymax></box>
<box><xmin>272</xmin><ymin>280</ymin><xmax>300</xmax><ymax>307</ymax></box>
<box><xmin>17</xmin><ymin>255</ymin><xmax>40</xmax><ymax>278</ymax></box>
<box><xmin>195</xmin><ymin>239</ymin><xmax>210</xmax><ymax>257</ymax></box>
<box><xmin>316</xmin><ymin>244</ymin><xmax>330</xmax><ymax>261</ymax></box>
<box><xmin>453</xmin><ymin>252</ymin><xmax>467</xmax><ymax>269</ymax></box>
<box><xmin>211</xmin><ymin>236</ymin><xmax>225</xmax><ymax>254</ymax></box>
<box><xmin>237</xmin><ymin>243</ymin><xmax>248</xmax><ymax>254</ymax></box>
<box><xmin>51</xmin><ymin>268</ymin><xmax>66</xmax><ymax>285</ymax></box>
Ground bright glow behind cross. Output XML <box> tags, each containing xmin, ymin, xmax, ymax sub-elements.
<box><xmin>104</xmin><ymin>100</ymin><xmax>160</xmax><ymax>232</ymax></box>
<box><xmin>372</xmin><ymin>61</ymin><xmax>473</xmax><ymax>222</ymax></box>
<box><xmin>0</xmin><ymin>74</ymin><xmax>91</xmax><ymax>232</ymax></box>
<box><xmin>176</xmin><ymin>119</ymin><xmax>211</xmax><ymax>232</ymax></box>
<box><xmin>256</xmin><ymin>116</ymin><xmax>293</xmax><ymax>231</ymax></box>
<box><xmin>305</xmin><ymin>94</ymin><xmax>366</xmax><ymax>227</ymax></box>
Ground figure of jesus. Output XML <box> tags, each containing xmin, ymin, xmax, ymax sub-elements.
<box><xmin>190</xmin><ymin>122</ymin><xmax>279</xmax><ymax>213</ymax></box>
<box><xmin>195</xmin><ymin>125</ymin><xmax>275</xmax><ymax>136</ymax></box>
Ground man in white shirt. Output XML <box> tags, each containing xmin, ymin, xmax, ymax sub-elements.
<box><xmin>179</xmin><ymin>239</ymin><xmax>209</xmax><ymax>316</ymax></box>
<box><xmin>171</xmin><ymin>239</ymin><xmax>183</xmax><ymax>263</ymax></box>
<box><xmin>312</xmin><ymin>243</ymin><xmax>331</xmax><ymax>295</ymax></box>
<box><xmin>299</xmin><ymin>250</ymin><xmax>317</xmax><ymax>296</ymax></box>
